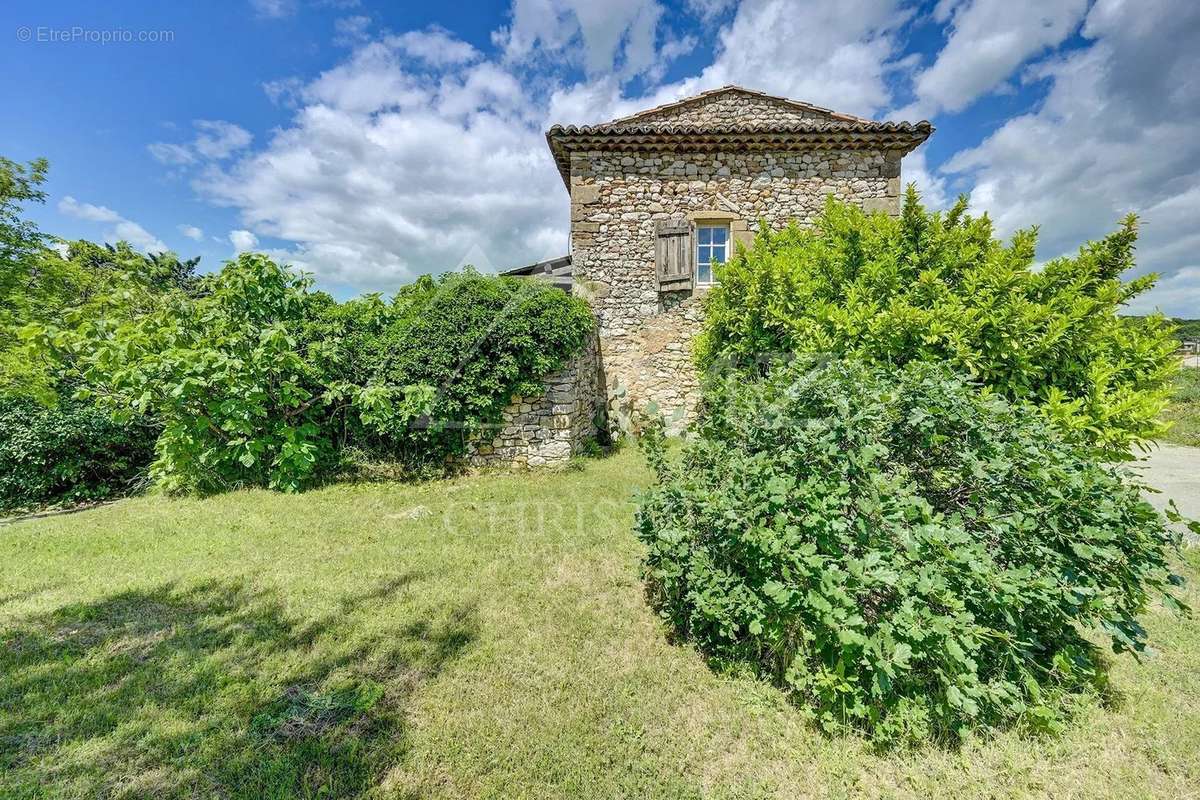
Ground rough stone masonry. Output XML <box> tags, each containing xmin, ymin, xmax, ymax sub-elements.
<box><xmin>474</xmin><ymin>86</ymin><xmax>932</xmax><ymax>466</ymax></box>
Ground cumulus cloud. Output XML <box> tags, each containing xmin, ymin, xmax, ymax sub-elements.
<box><xmin>175</xmin><ymin>0</ymin><xmax>925</xmax><ymax>292</ymax></box>
<box><xmin>135</xmin><ymin>0</ymin><xmax>1195</xmax><ymax>318</ymax></box>
<box><xmin>549</xmin><ymin>0</ymin><xmax>912</xmax><ymax>124</ymax></box>
<box><xmin>943</xmin><ymin>0</ymin><xmax>1200</xmax><ymax>315</ymax></box>
<box><xmin>197</xmin><ymin>32</ymin><xmax>566</xmax><ymax>289</ymax></box>
<box><xmin>546</xmin><ymin>0</ymin><xmax>911</xmax><ymax>129</ymax></box>
<box><xmin>676</xmin><ymin>0</ymin><xmax>910</xmax><ymax>118</ymax></box>
<box><xmin>902</xmin><ymin>0</ymin><xmax>1088</xmax><ymax>117</ymax></box>
<box><xmin>395</xmin><ymin>25</ymin><xmax>481</xmax><ymax>67</ymax></box>
<box><xmin>902</xmin><ymin>147</ymin><xmax>950</xmax><ymax>210</ymax></box>
<box><xmin>333</xmin><ymin>15</ymin><xmax>372</xmax><ymax>47</ymax></box>
<box><xmin>149</xmin><ymin>120</ymin><xmax>253</xmax><ymax>165</ymax></box>
<box><xmin>686</xmin><ymin>0</ymin><xmax>737</xmax><ymax>20</ymax></box>
<box><xmin>496</xmin><ymin>0</ymin><xmax>669</xmax><ymax>81</ymax></box>
<box><xmin>178</xmin><ymin>224</ymin><xmax>204</xmax><ymax>240</ymax></box>
<box><xmin>229</xmin><ymin>229</ymin><xmax>260</xmax><ymax>252</ymax></box>
<box><xmin>59</xmin><ymin>196</ymin><xmax>169</xmax><ymax>253</ymax></box>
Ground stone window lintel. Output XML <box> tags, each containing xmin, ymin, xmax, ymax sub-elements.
<box><xmin>685</xmin><ymin>209</ymin><xmax>740</xmax><ymax>223</ymax></box>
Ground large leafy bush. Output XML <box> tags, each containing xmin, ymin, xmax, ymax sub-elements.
<box><xmin>696</xmin><ymin>190</ymin><xmax>1179</xmax><ymax>456</ymax></box>
<box><xmin>366</xmin><ymin>271</ymin><xmax>595</xmax><ymax>460</ymax></box>
<box><xmin>303</xmin><ymin>270</ymin><xmax>594</xmax><ymax>465</ymax></box>
<box><xmin>36</xmin><ymin>254</ymin><xmax>333</xmax><ymax>493</ymax></box>
<box><xmin>636</xmin><ymin>357</ymin><xmax>1185</xmax><ymax>743</ymax></box>
<box><xmin>0</xmin><ymin>396</ymin><xmax>156</xmax><ymax>511</ymax></box>
<box><xmin>32</xmin><ymin>257</ymin><xmax>594</xmax><ymax>494</ymax></box>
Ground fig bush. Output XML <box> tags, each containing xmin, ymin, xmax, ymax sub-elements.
<box><xmin>636</xmin><ymin>357</ymin><xmax>1186</xmax><ymax>744</ymax></box>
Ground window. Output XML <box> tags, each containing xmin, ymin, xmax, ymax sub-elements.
<box><xmin>695</xmin><ymin>224</ymin><xmax>728</xmax><ymax>286</ymax></box>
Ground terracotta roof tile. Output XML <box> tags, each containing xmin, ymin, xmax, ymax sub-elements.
<box><xmin>543</xmin><ymin>86</ymin><xmax>933</xmax><ymax>189</ymax></box>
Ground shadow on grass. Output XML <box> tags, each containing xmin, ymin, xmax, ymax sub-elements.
<box><xmin>0</xmin><ymin>575</ymin><xmax>475</xmax><ymax>799</ymax></box>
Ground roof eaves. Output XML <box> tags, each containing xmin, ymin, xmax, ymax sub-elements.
<box><xmin>544</xmin><ymin>118</ymin><xmax>935</xmax><ymax>190</ymax></box>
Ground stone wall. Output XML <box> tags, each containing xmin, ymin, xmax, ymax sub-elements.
<box><xmin>570</xmin><ymin>147</ymin><xmax>901</xmax><ymax>429</ymax></box>
<box><xmin>465</xmin><ymin>333</ymin><xmax>600</xmax><ymax>468</ymax></box>
<box><xmin>625</xmin><ymin>92</ymin><xmax>837</xmax><ymax>126</ymax></box>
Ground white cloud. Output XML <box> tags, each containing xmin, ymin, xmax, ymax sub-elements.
<box><xmin>182</xmin><ymin>0</ymin><xmax>924</xmax><ymax>292</ymax></box>
<box><xmin>58</xmin><ymin>196</ymin><xmax>169</xmax><ymax>253</ymax></box>
<box><xmin>395</xmin><ymin>26</ymin><xmax>481</xmax><ymax>67</ymax></box>
<box><xmin>229</xmin><ymin>229</ymin><xmax>260</xmax><ymax>252</ymax></box>
<box><xmin>149</xmin><ymin>120</ymin><xmax>253</xmax><ymax>165</ymax></box>
<box><xmin>250</xmin><ymin>0</ymin><xmax>295</xmax><ymax>19</ymax></box>
<box><xmin>192</xmin><ymin>120</ymin><xmax>254</xmax><ymax>159</ymax></box>
<box><xmin>555</xmin><ymin>0</ymin><xmax>911</xmax><ymax>123</ymax></box>
<box><xmin>58</xmin><ymin>196</ymin><xmax>122</xmax><ymax>224</ymax></box>
<box><xmin>546</xmin><ymin>0</ymin><xmax>911</xmax><ymax>127</ymax></box>
<box><xmin>497</xmin><ymin>0</ymin><xmax>668</xmax><ymax>81</ymax></box>
<box><xmin>902</xmin><ymin>147</ymin><xmax>950</xmax><ymax>210</ymax></box>
<box><xmin>333</xmin><ymin>15</ymin><xmax>372</xmax><ymax>47</ymax></box>
<box><xmin>198</xmin><ymin>31</ymin><xmax>566</xmax><ymax>289</ymax></box>
<box><xmin>263</xmin><ymin>76</ymin><xmax>306</xmax><ymax>107</ymax></box>
<box><xmin>942</xmin><ymin>0</ymin><xmax>1200</xmax><ymax>316</ymax></box>
<box><xmin>686</xmin><ymin>0</ymin><xmax>737</xmax><ymax>20</ymax></box>
<box><xmin>179</xmin><ymin>224</ymin><xmax>204</xmax><ymax>240</ymax></box>
<box><xmin>904</xmin><ymin>0</ymin><xmax>1088</xmax><ymax>117</ymax></box>
<box><xmin>1126</xmin><ymin>266</ymin><xmax>1200</xmax><ymax>317</ymax></box>
<box><xmin>147</xmin><ymin>142</ymin><xmax>196</xmax><ymax>166</ymax></box>
<box><xmin>690</xmin><ymin>0</ymin><xmax>909</xmax><ymax>118</ymax></box>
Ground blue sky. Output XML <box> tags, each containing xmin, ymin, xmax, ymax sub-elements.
<box><xmin>3</xmin><ymin>0</ymin><xmax>1197</xmax><ymax>314</ymax></box>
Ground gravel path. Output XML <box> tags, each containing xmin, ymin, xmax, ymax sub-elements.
<box><xmin>1133</xmin><ymin>443</ymin><xmax>1200</xmax><ymax>538</ymax></box>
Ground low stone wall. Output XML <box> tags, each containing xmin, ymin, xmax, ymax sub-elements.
<box><xmin>465</xmin><ymin>333</ymin><xmax>600</xmax><ymax>468</ymax></box>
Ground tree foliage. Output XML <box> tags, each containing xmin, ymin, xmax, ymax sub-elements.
<box><xmin>0</xmin><ymin>156</ymin><xmax>51</xmax><ymax>317</ymax></box>
<box><xmin>32</xmin><ymin>254</ymin><xmax>329</xmax><ymax>493</ymax></box>
<box><xmin>696</xmin><ymin>189</ymin><xmax>1179</xmax><ymax>457</ymax></box>
<box><xmin>31</xmin><ymin>257</ymin><xmax>595</xmax><ymax>494</ymax></box>
<box><xmin>0</xmin><ymin>157</ymin><xmax>204</xmax><ymax>507</ymax></box>
<box><xmin>637</xmin><ymin>357</ymin><xmax>1186</xmax><ymax>744</ymax></box>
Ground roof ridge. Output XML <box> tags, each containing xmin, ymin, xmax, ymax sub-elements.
<box><xmin>547</xmin><ymin>120</ymin><xmax>933</xmax><ymax>135</ymax></box>
<box><xmin>605</xmin><ymin>85</ymin><xmax>876</xmax><ymax>126</ymax></box>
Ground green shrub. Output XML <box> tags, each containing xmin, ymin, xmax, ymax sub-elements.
<box><xmin>34</xmin><ymin>253</ymin><xmax>335</xmax><ymax>494</ymax></box>
<box><xmin>353</xmin><ymin>270</ymin><xmax>594</xmax><ymax>463</ymax></box>
<box><xmin>32</xmin><ymin>258</ymin><xmax>594</xmax><ymax>494</ymax></box>
<box><xmin>696</xmin><ymin>190</ymin><xmax>1179</xmax><ymax>457</ymax></box>
<box><xmin>0</xmin><ymin>396</ymin><xmax>155</xmax><ymax>511</ymax></box>
<box><xmin>636</xmin><ymin>357</ymin><xmax>1185</xmax><ymax>744</ymax></box>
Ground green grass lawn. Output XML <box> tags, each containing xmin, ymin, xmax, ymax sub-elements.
<box><xmin>1160</xmin><ymin>367</ymin><xmax>1200</xmax><ymax>447</ymax></box>
<box><xmin>2</xmin><ymin>448</ymin><xmax>1199</xmax><ymax>799</ymax></box>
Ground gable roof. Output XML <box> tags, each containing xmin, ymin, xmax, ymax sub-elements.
<box><xmin>545</xmin><ymin>85</ymin><xmax>932</xmax><ymax>189</ymax></box>
<box><xmin>606</xmin><ymin>85</ymin><xmax>873</xmax><ymax>126</ymax></box>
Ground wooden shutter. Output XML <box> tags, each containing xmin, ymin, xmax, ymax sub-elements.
<box><xmin>655</xmin><ymin>219</ymin><xmax>693</xmax><ymax>290</ymax></box>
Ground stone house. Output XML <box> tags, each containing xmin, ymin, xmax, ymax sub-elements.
<box><xmin>476</xmin><ymin>85</ymin><xmax>931</xmax><ymax>466</ymax></box>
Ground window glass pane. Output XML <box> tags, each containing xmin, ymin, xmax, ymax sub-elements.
<box><xmin>696</xmin><ymin>225</ymin><xmax>730</xmax><ymax>284</ymax></box>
